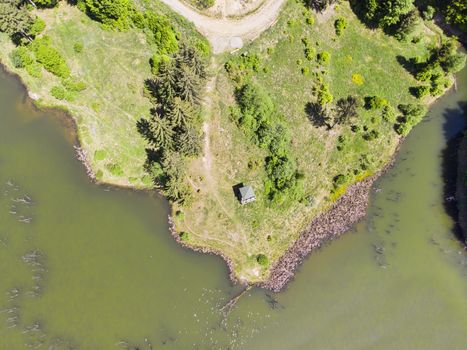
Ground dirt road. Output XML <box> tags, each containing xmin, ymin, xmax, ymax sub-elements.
<box><xmin>159</xmin><ymin>0</ymin><xmax>287</xmax><ymax>53</ymax></box>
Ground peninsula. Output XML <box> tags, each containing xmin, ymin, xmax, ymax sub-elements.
<box><xmin>0</xmin><ymin>0</ymin><xmax>465</xmax><ymax>291</ymax></box>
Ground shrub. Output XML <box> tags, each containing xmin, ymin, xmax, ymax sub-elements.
<box><xmin>395</xmin><ymin>103</ymin><xmax>427</xmax><ymax>135</ymax></box>
<box><xmin>9</xmin><ymin>47</ymin><xmax>33</xmax><ymax>68</ymax></box>
<box><xmin>422</xmin><ymin>6</ymin><xmax>435</xmax><ymax>20</ymax></box>
<box><xmin>333</xmin><ymin>174</ymin><xmax>349</xmax><ymax>188</ymax></box>
<box><xmin>26</xmin><ymin>63</ymin><xmax>42</xmax><ymax>78</ymax></box>
<box><xmin>306</xmin><ymin>14</ymin><xmax>315</xmax><ymax>25</ymax></box>
<box><xmin>144</xmin><ymin>12</ymin><xmax>179</xmax><ymax>54</ymax></box>
<box><xmin>441</xmin><ymin>54</ymin><xmax>466</xmax><ymax>74</ymax></box>
<box><xmin>382</xmin><ymin>105</ymin><xmax>397</xmax><ymax>123</ymax></box>
<box><xmin>394</xmin><ymin>10</ymin><xmax>419</xmax><ymax>41</ymax></box>
<box><xmin>32</xmin><ymin>37</ymin><xmax>70</xmax><ymax>78</ymax></box>
<box><xmin>29</xmin><ymin>18</ymin><xmax>46</xmax><ymax>36</ymax></box>
<box><xmin>256</xmin><ymin>254</ymin><xmax>269</xmax><ymax>266</ymax></box>
<box><xmin>301</xmin><ymin>66</ymin><xmax>310</xmax><ymax>76</ymax></box>
<box><xmin>106</xmin><ymin>163</ymin><xmax>124</xmax><ymax>176</ymax></box>
<box><xmin>84</xmin><ymin>0</ymin><xmax>131</xmax><ymax>30</ymax></box>
<box><xmin>410</xmin><ymin>85</ymin><xmax>430</xmax><ymax>99</ymax></box>
<box><xmin>395</xmin><ymin>122</ymin><xmax>412</xmax><ymax>136</ymax></box>
<box><xmin>351</xmin><ymin>73</ymin><xmax>364</xmax><ymax>85</ymax></box>
<box><xmin>73</xmin><ymin>42</ymin><xmax>84</xmax><ymax>53</ymax></box>
<box><xmin>334</xmin><ymin>17</ymin><xmax>347</xmax><ymax>36</ymax></box>
<box><xmin>317</xmin><ymin>51</ymin><xmax>330</xmax><ymax>65</ymax></box>
<box><xmin>95</xmin><ymin>169</ymin><xmax>103</xmax><ymax>180</ymax></box>
<box><xmin>317</xmin><ymin>83</ymin><xmax>333</xmax><ymax>105</ymax></box>
<box><xmin>94</xmin><ymin>149</ymin><xmax>106</xmax><ymax>161</ymax></box>
<box><xmin>363</xmin><ymin>130</ymin><xmax>380</xmax><ymax>141</ymax></box>
<box><xmin>364</xmin><ymin>96</ymin><xmax>387</xmax><ymax>110</ymax></box>
<box><xmin>305</xmin><ymin>47</ymin><xmax>315</xmax><ymax>61</ymax></box>
<box><xmin>63</xmin><ymin>78</ymin><xmax>87</xmax><ymax>92</ymax></box>
<box><xmin>50</xmin><ymin>86</ymin><xmax>66</xmax><ymax>100</ymax></box>
<box><xmin>179</xmin><ymin>231</ymin><xmax>189</xmax><ymax>241</ymax></box>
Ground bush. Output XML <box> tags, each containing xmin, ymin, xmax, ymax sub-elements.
<box><xmin>9</xmin><ymin>47</ymin><xmax>33</xmax><ymax>68</ymax></box>
<box><xmin>317</xmin><ymin>83</ymin><xmax>333</xmax><ymax>105</ymax></box>
<box><xmin>422</xmin><ymin>6</ymin><xmax>435</xmax><ymax>20</ymax></box>
<box><xmin>395</xmin><ymin>103</ymin><xmax>427</xmax><ymax>135</ymax></box>
<box><xmin>144</xmin><ymin>12</ymin><xmax>179</xmax><ymax>54</ymax></box>
<box><xmin>29</xmin><ymin>18</ymin><xmax>46</xmax><ymax>36</ymax></box>
<box><xmin>441</xmin><ymin>54</ymin><xmax>466</xmax><ymax>74</ymax></box>
<box><xmin>50</xmin><ymin>85</ymin><xmax>66</xmax><ymax>100</ymax></box>
<box><xmin>32</xmin><ymin>37</ymin><xmax>70</xmax><ymax>78</ymax></box>
<box><xmin>317</xmin><ymin>51</ymin><xmax>330</xmax><ymax>65</ymax></box>
<box><xmin>301</xmin><ymin>66</ymin><xmax>310</xmax><ymax>76</ymax></box>
<box><xmin>363</xmin><ymin>129</ymin><xmax>380</xmax><ymax>141</ymax></box>
<box><xmin>364</xmin><ymin>96</ymin><xmax>387</xmax><ymax>110</ymax></box>
<box><xmin>73</xmin><ymin>42</ymin><xmax>84</xmax><ymax>53</ymax></box>
<box><xmin>84</xmin><ymin>0</ymin><xmax>131</xmax><ymax>30</ymax></box>
<box><xmin>106</xmin><ymin>163</ymin><xmax>124</xmax><ymax>176</ymax></box>
<box><xmin>410</xmin><ymin>85</ymin><xmax>430</xmax><ymax>99</ymax></box>
<box><xmin>256</xmin><ymin>254</ymin><xmax>269</xmax><ymax>266</ymax></box>
<box><xmin>305</xmin><ymin>47</ymin><xmax>315</xmax><ymax>61</ymax></box>
<box><xmin>333</xmin><ymin>174</ymin><xmax>349</xmax><ymax>188</ymax></box>
<box><xmin>26</xmin><ymin>63</ymin><xmax>42</xmax><ymax>78</ymax></box>
<box><xmin>305</xmin><ymin>13</ymin><xmax>315</xmax><ymax>26</ymax></box>
<box><xmin>179</xmin><ymin>231</ymin><xmax>189</xmax><ymax>241</ymax></box>
<box><xmin>351</xmin><ymin>73</ymin><xmax>364</xmax><ymax>85</ymax></box>
<box><xmin>94</xmin><ymin>149</ymin><xmax>106</xmax><ymax>161</ymax></box>
<box><xmin>334</xmin><ymin>17</ymin><xmax>347</xmax><ymax>36</ymax></box>
<box><xmin>63</xmin><ymin>78</ymin><xmax>87</xmax><ymax>92</ymax></box>
<box><xmin>382</xmin><ymin>105</ymin><xmax>396</xmax><ymax>123</ymax></box>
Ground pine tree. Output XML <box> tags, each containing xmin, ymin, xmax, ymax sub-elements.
<box><xmin>148</xmin><ymin>113</ymin><xmax>174</xmax><ymax>150</ymax></box>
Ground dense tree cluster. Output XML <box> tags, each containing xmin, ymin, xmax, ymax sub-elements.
<box><xmin>0</xmin><ymin>0</ymin><xmax>34</xmax><ymax>41</ymax></box>
<box><xmin>139</xmin><ymin>45</ymin><xmax>207</xmax><ymax>204</ymax></box>
<box><xmin>403</xmin><ymin>38</ymin><xmax>466</xmax><ymax>98</ymax></box>
<box><xmin>80</xmin><ymin>0</ymin><xmax>132</xmax><ymax>30</ymax></box>
<box><xmin>233</xmin><ymin>83</ymin><xmax>303</xmax><ymax>202</ymax></box>
<box><xmin>306</xmin><ymin>95</ymin><xmax>361</xmax><ymax>130</ymax></box>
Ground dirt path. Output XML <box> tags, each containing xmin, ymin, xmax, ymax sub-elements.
<box><xmin>159</xmin><ymin>0</ymin><xmax>287</xmax><ymax>53</ymax></box>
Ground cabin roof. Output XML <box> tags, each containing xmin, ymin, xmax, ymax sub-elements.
<box><xmin>239</xmin><ymin>185</ymin><xmax>255</xmax><ymax>200</ymax></box>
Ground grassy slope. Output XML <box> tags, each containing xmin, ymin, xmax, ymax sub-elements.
<box><xmin>174</xmin><ymin>1</ymin><xmax>447</xmax><ymax>282</ymax></box>
<box><xmin>0</xmin><ymin>4</ymin><xmax>152</xmax><ymax>188</ymax></box>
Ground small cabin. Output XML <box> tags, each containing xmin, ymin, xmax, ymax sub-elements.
<box><xmin>239</xmin><ymin>185</ymin><xmax>256</xmax><ymax>205</ymax></box>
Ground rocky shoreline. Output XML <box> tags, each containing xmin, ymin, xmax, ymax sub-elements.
<box><xmin>169</xmin><ymin>161</ymin><xmax>394</xmax><ymax>292</ymax></box>
<box><xmin>259</xmin><ymin>170</ymin><xmax>385</xmax><ymax>292</ymax></box>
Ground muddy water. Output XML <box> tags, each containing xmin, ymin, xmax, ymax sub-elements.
<box><xmin>1</xmin><ymin>65</ymin><xmax>466</xmax><ymax>349</ymax></box>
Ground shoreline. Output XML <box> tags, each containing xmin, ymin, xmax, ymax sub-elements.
<box><xmin>0</xmin><ymin>51</ymin><xmax>458</xmax><ymax>292</ymax></box>
<box><xmin>259</xmin><ymin>167</ymin><xmax>390</xmax><ymax>292</ymax></box>
<box><xmin>456</xmin><ymin>135</ymin><xmax>467</xmax><ymax>244</ymax></box>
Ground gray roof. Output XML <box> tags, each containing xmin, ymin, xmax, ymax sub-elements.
<box><xmin>239</xmin><ymin>185</ymin><xmax>255</xmax><ymax>200</ymax></box>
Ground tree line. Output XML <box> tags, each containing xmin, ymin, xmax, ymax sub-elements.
<box><xmin>138</xmin><ymin>45</ymin><xmax>208</xmax><ymax>205</ymax></box>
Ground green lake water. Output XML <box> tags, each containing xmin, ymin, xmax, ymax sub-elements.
<box><xmin>1</xmin><ymin>65</ymin><xmax>467</xmax><ymax>349</ymax></box>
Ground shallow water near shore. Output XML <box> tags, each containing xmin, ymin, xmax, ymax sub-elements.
<box><xmin>1</xmin><ymin>65</ymin><xmax>467</xmax><ymax>349</ymax></box>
